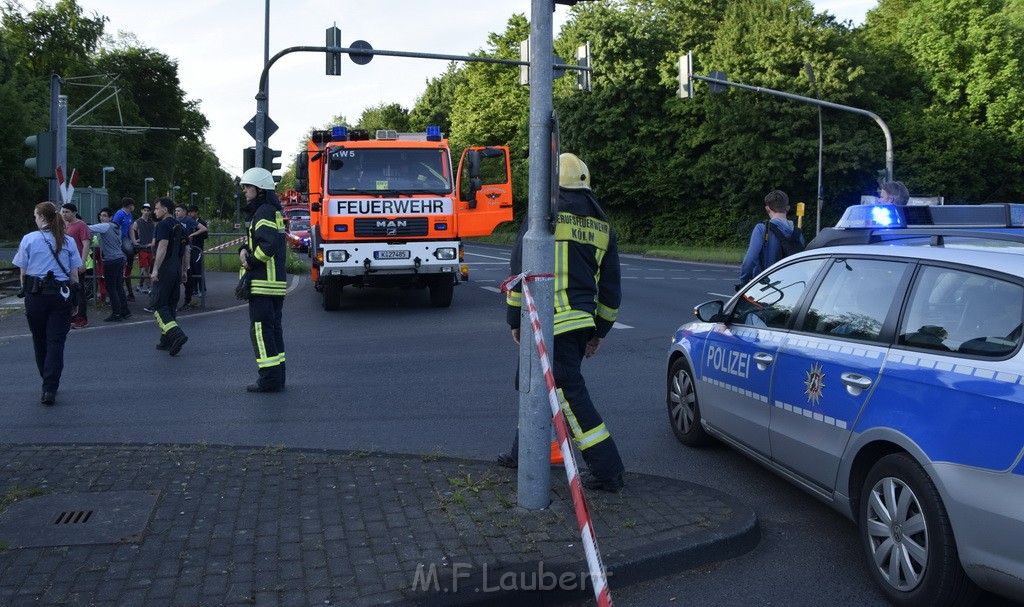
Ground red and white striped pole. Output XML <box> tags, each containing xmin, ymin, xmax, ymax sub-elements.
<box><xmin>501</xmin><ymin>272</ymin><xmax>613</xmax><ymax>607</ymax></box>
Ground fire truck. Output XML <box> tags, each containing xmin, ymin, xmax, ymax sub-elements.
<box><xmin>295</xmin><ymin>126</ymin><xmax>513</xmax><ymax>309</ymax></box>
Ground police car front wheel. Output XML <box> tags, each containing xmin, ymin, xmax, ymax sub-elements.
<box><xmin>666</xmin><ymin>358</ymin><xmax>713</xmax><ymax>447</ymax></box>
<box><xmin>858</xmin><ymin>453</ymin><xmax>979</xmax><ymax>607</ymax></box>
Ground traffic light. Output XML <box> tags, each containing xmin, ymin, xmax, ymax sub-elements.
<box><xmin>576</xmin><ymin>42</ymin><xmax>591</xmax><ymax>92</ymax></box>
<box><xmin>243</xmin><ymin>147</ymin><xmax>256</xmax><ymax>172</ymax></box>
<box><xmin>326</xmin><ymin>26</ymin><xmax>341</xmax><ymax>76</ymax></box>
<box><xmin>263</xmin><ymin>148</ymin><xmax>282</xmax><ymax>182</ymax></box>
<box><xmin>24</xmin><ymin>131</ymin><xmax>57</xmax><ymax>178</ymax></box>
<box><xmin>678</xmin><ymin>51</ymin><xmax>693</xmax><ymax>99</ymax></box>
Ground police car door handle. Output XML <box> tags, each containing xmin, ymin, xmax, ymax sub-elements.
<box><xmin>840</xmin><ymin>372</ymin><xmax>873</xmax><ymax>396</ymax></box>
<box><xmin>753</xmin><ymin>352</ymin><xmax>774</xmax><ymax>370</ymax></box>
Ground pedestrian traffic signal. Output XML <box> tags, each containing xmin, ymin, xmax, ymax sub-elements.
<box><xmin>24</xmin><ymin>131</ymin><xmax>57</xmax><ymax>178</ymax></box>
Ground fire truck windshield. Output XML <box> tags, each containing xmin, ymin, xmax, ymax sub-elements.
<box><xmin>327</xmin><ymin>148</ymin><xmax>451</xmax><ymax>195</ymax></box>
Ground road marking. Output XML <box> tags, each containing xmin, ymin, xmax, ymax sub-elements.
<box><xmin>465</xmin><ymin>252</ymin><xmax>510</xmax><ymax>261</ymax></box>
<box><xmin>613</xmin><ymin>322</ymin><xmax>633</xmax><ymax>329</ymax></box>
<box><xmin>480</xmin><ymin>286</ymin><xmax>501</xmax><ymax>293</ymax></box>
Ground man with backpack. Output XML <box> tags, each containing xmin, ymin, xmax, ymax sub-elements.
<box><xmin>737</xmin><ymin>189</ymin><xmax>805</xmax><ymax>290</ymax></box>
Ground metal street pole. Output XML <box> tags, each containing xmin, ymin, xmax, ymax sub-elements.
<box><xmin>804</xmin><ymin>63</ymin><xmax>824</xmax><ymax>235</ymax></box>
<box><xmin>190</xmin><ymin>192</ymin><xmax>198</xmax><ymax>206</ymax></box>
<box><xmin>517</xmin><ymin>0</ymin><xmax>556</xmax><ymax>510</ymax></box>
<box><xmin>102</xmin><ymin>166</ymin><xmax>115</xmax><ymax>190</ymax></box>
<box><xmin>171</xmin><ymin>185</ymin><xmax>180</xmax><ymax>201</ymax></box>
<box><xmin>143</xmin><ymin>177</ymin><xmax>154</xmax><ymax>203</ymax></box>
<box><xmin>254</xmin><ymin>0</ymin><xmax>271</xmax><ymax>168</ymax></box>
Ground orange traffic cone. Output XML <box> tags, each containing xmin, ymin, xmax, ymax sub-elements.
<box><xmin>550</xmin><ymin>441</ymin><xmax>564</xmax><ymax>465</ymax></box>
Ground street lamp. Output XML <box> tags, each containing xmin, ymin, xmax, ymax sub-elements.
<box><xmin>804</xmin><ymin>62</ymin><xmax>824</xmax><ymax>235</ymax></box>
<box><xmin>171</xmin><ymin>185</ymin><xmax>180</xmax><ymax>201</ymax></box>
<box><xmin>190</xmin><ymin>191</ymin><xmax>198</xmax><ymax>207</ymax></box>
<box><xmin>143</xmin><ymin>177</ymin><xmax>154</xmax><ymax>204</ymax></box>
<box><xmin>204</xmin><ymin>196</ymin><xmax>211</xmax><ymax>217</ymax></box>
<box><xmin>101</xmin><ymin>166</ymin><xmax>115</xmax><ymax>190</ymax></box>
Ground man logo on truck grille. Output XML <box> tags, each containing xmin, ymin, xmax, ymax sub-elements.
<box><xmin>377</xmin><ymin>219</ymin><xmax>407</xmax><ymax>236</ymax></box>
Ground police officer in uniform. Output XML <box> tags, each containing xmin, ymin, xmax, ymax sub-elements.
<box><xmin>238</xmin><ymin>168</ymin><xmax>288</xmax><ymax>393</ymax></box>
<box><xmin>499</xmin><ymin>153</ymin><xmax>626</xmax><ymax>491</ymax></box>
<box><xmin>13</xmin><ymin>201</ymin><xmax>83</xmax><ymax>405</ymax></box>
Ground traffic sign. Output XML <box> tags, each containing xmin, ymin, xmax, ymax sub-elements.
<box><xmin>243</xmin><ymin>113</ymin><xmax>279</xmax><ymax>141</ymax></box>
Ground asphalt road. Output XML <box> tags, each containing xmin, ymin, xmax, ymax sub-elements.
<box><xmin>1</xmin><ymin>243</ymin><xmax>1018</xmax><ymax>607</ymax></box>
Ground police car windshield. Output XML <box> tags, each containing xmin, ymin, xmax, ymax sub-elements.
<box><xmin>327</xmin><ymin>148</ymin><xmax>451</xmax><ymax>195</ymax></box>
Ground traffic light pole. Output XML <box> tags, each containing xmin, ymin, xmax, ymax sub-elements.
<box><xmin>48</xmin><ymin>75</ymin><xmax>61</xmax><ymax>201</ymax></box>
<box><xmin>247</xmin><ymin>43</ymin><xmax>584</xmax><ymax>170</ymax></box>
<box><xmin>516</xmin><ymin>0</ymin><xmax>556</xmax><ymax>510</ymax></box>
<box><xmin>685</xmin><ymin>66</ymin><xmax>894</xmax><ymax>182</ymax></box>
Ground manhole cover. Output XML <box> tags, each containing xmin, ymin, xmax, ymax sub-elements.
<box><xmin>0</xmin><ymin>490</ymin><xmax>159</xmax><ymax>548</ymax></box>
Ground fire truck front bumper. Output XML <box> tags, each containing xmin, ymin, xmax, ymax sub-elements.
<box><xmin>319</xmin><ymin>241</ymin><xmax>460</xmax><ymax>277</ymax></box>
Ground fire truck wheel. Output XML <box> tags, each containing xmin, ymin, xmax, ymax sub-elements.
<box><xmin>428</xmin><ymin>276</ymin><xmax>454</xmax><ymax>308</ymax></box>
<box><xmin>322</xmin><ymin>277</ymin><xmax>343</xmax><ymax>311</ymax></box>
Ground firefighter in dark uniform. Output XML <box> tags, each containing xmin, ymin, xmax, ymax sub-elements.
<box><xmin>499</xmin><ymin>153</ymin><xmax>626</xmax><ymax>492</ymax></box>
<box><xmin>149</xmin><ymin>197</ymin><xmax>189</xmax><ymax>355</ymax></box>
<box><xmin>238</xmin><ymin>167</ymin><xmax>288</xmax><ymax>393</ymax></box>
<box><xmin>13</xmin><ymin>201</ymin><xmax>83</xmax><ymax>405</ymax></box>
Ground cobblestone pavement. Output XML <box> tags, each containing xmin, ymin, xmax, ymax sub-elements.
<box><xmin>0</xmin><ymin>443</ymin><xmax>758</xmax><ymax>606</ymax></box>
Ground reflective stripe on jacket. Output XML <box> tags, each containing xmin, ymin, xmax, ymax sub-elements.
<box><xmin>244</xmin><ymin>194</ymin><xmax>287</xmax><ymax>297</ymax></box>
<box><xmin>507</xmin><ymin>188</ymin><xmax>621</xmax><ymax>337</ymax></box>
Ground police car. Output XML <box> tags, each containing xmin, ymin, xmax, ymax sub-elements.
<box><xmin>666</xmin><ymin>204</ymin><xmax>1024</xmax><ymax>606</ymax></box>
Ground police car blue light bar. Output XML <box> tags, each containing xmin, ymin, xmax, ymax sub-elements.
<box><xmin>835</xmin><ymin>205</ymin><xmax>905</xmax><ymax>229</ymax></box>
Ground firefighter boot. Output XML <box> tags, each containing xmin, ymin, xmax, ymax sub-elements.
<box><xmin>168</xmin><ymin>328</ymin><xmax>188</xmax><ymax>357</ymax></box>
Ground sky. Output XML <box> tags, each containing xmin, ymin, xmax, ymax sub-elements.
<box><xmin>62</xmin><ymin>0</ymin><xmax>876</xmax><ymax>179</ymax></box>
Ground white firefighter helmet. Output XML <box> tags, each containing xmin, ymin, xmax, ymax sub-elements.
<box><xmin>558</xmin><ymin>153</ymin><xmax>590</xmax><ymax>190</ymax></box>
<box><xmin>240</xmin><ymin>167</ymin><xmax>277</xmax><ymax>191</ymax></box>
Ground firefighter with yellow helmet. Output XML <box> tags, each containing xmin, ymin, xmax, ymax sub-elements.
<box><xmin>238</xmin><ymin>167</ymin><xmax>288</xmax><ymax>393</ymax></box>
<box><xmin>499</xmin><ymin>153</ymin><xmax>626</xmax><ymax>491</ymax></box>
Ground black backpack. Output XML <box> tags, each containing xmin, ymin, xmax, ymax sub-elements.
<box><xmin>764</xmin><ymin>221</ymin><xmax>805</xmax><ymax>259</ymax></box>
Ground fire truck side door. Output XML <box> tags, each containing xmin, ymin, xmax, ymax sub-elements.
<box><xmin>456</xmin><ymin>146</ymin><xmax>513</xmax><ymax>237</ymax></box>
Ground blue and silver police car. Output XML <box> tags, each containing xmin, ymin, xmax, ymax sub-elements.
<box><xmin>666</xmin><ymin>204</ymin><xmax>1024</xmax><ymax>607</ymax></box>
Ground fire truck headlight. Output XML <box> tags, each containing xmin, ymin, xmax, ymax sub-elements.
<box><xmin>326</xmin><ymin>250</ymin><xmax>349</xmax><ymax>263</ymax></box>
<box><xmin>434</xmin><ymin>247</ymin><xmax>457</xmax><ymax>260</ymax></box>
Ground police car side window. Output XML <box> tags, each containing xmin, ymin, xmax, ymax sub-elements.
<box><xmin>899</xmin><ymin>266</ymin><xmax>1024</xmax><ymax>357</ymax></box>
<box><xmin>732</xmin><ymin>259</ymin><xmax>825</xmax><ymax>329</ymax></box>
<box><xmin>802</xmin><ymin>258</ymin><xmax>906</xmax><ymax>342</ymax></box>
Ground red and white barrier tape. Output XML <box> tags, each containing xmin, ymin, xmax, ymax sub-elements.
<box><xmin>204</xmin><ymin>236</ymin><xmax>246</xmax><ymax>252</ymax></box>
<box><xmin>501</xmin><ymin>272</ymin><xmax>613</xmax><ymax>607</ymax></box>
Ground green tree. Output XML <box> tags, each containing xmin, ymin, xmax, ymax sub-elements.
<box><xmin>409</xmin><ymin>62</ymin><xmax>465</xmax><ymax>135</ymax></box>
<box><xmin>448</xmin><ymin>14</ymin><xmax>531</xmax><ymax>206</ymax></box>
<box><xmin>356</xmin><ymin>102</ymin><xmax>411</xmax><ymax>132</ymax></box>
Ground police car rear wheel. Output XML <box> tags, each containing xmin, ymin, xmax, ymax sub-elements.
<box><xmin>858</xmin><ymin>454</ymin><xmax>978</xmax><ymax>607</ymax></box>
<box><xmin>667</xmin><ymin>358</ymin><xmax>712</xmax><ymax>447</ymax></box>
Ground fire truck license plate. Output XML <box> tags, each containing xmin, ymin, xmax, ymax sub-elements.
<box><xmin>374</xmin><ymin>250</ymin><xmax>410</xmax><ymax>260</ymax></box>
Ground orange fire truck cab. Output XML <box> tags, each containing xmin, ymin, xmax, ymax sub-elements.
<box><xmin>295</xmin><ymin>126</ymin><xmax>513</xmax><ymax>309</ymax></box>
